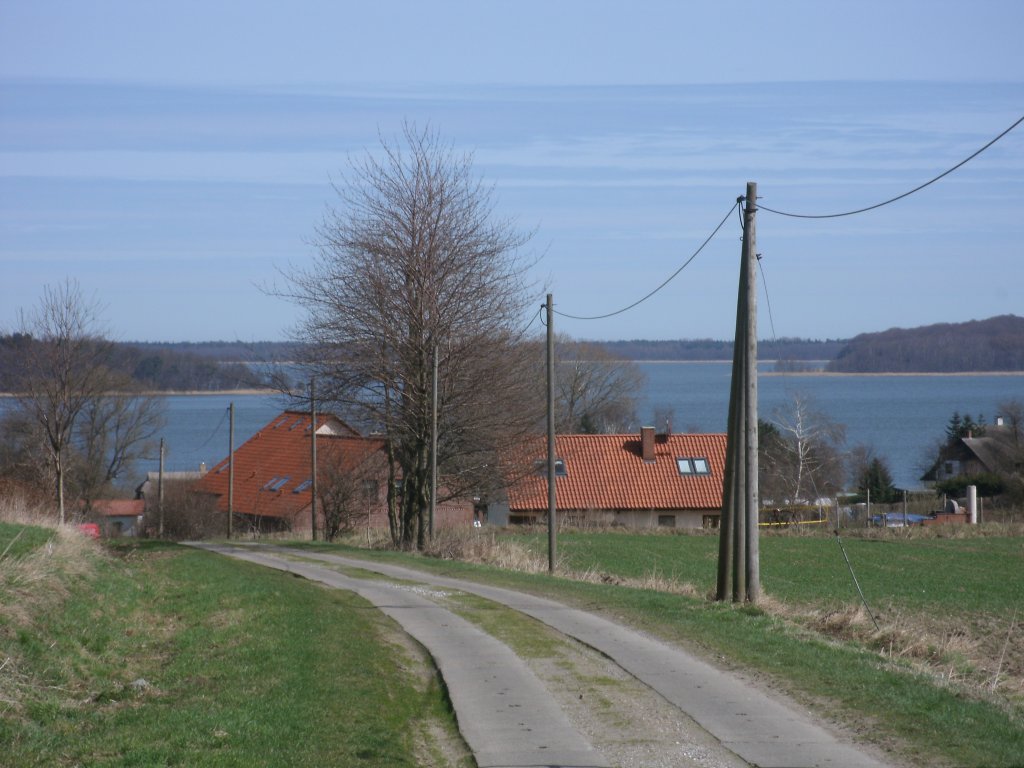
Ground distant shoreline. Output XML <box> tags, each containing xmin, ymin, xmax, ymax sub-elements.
<box><xmin>0</xmin><ymin>388</ymin><xmax>278</xmax><ymax>398</ymax></box>
<box><xmin>630</xmin><ymin>361</ymin><xmax>1024</xmax><ymax>375</ymax></box>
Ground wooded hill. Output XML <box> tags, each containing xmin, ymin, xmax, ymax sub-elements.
<box><xmin>826</xmin><ymin>315</ymin><xmax>1024</xmax><ymax>373</ymax></box>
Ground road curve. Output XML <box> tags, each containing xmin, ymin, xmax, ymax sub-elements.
<box><xmin>189</xmin><ymin>542</ymin><xmax>894</xmax><ymax>768</ymax></box>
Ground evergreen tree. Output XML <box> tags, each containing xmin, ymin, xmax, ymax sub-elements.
<box><xmin>857</xmin><ymin>457</ymin><xmax>898</xmax><ymax>503</ymax></box>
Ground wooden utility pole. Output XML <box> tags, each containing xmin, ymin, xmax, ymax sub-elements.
<box><xmin>157</xmin><ymin>437</ymin><xmax>165</xmax><ymax>538</ymax></box>
<box><xmin>227</xmin><ymin>402</ymin><xmax>234</xmax><ymax>540</ymax></box>
<box><xmin>310</xmin><ymin>378</ymin><xmax>317</xmax><ymax>541</ymax></box>
<box><xmin>429</xmin><ymin>343</ymin><xmax>438</xmax><ymax>540</ymax></box>
<box><xmin>546</xmin><ymin>294</ymin><xmax>557</xmax><ymax>574</ymax></box>
<box><xmin>717</xmin><ymin>182</ymin><xmax>760</xmax><ymax>603</ymax></box>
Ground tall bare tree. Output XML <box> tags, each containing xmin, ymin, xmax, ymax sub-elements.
<box><xmin>9</xmin><ymin>282</ymin><xmax>115</xmax><ymax>523</ymax></box>
<box><xmin>73</xmin><ymin>383</ymin><xmax>165</xmax><ymax>510</ymax></box>
<box><xmin>760</xmin><ymin>391</ymin><xmax>845</xmax><ymax>505</ymax></box>
<box><xmin>552</xmin><ymin>336</ymin><xmax>645</xmax><ymax>434</ymax></box>
<box><xmin>4</xmin><ymin>281</ymin><xmax>165</xmax><ymax>522</ymax></box>
<box><xmin>283</xmin><ymin>125</ymin><xmax>538</xmax><ymax>549</ymax></box>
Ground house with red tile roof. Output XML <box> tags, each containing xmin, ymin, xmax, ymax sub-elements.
<box><xmin>195</xmin><ymin>411</ymin><xmax>473</xmax><ymax>536</ymax></box>
<box><xmin>493</xmin><ymin>426</ymin><xmax>727</xmax><ymax>529</ymax></box>
<box><xmin>89</xmin><ymin>498</ymin><xmax>146</xmax><ymax>537</ymax></box>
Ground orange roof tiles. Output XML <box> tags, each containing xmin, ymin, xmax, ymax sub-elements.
<box><xmin>91</xmin><ymin>499</ymin><xmax>145</xmax><ymax>517</ymax></box>
<box><xmin>508</xmin><ymin>432</ymin><xmax>727</xmax><ymax>512</ymax></box>
<box><xmin>196</xmin><ymin>411</ymin><xmax>384</xmax><ymax>520</ymax></box>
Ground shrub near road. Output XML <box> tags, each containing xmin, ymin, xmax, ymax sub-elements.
<box><xmin>0</xmin><ymin>517</ymin><xmax>467</xmax><ymax>767</ymax></box>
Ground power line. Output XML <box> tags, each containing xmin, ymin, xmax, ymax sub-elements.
<box><xmin>554</xmin><ymin>200</ymin><xmax>740</xmax><ymax>321</ymax></box>
<box><xmin>198</xmin><ymin>405</ymin><xmax>230</xmax><ymax>449</ymax></box>
<box><xmin>756</xmin><ymin>253</ymin><xmax>777</xmax><ymax>343</ymax></box>
<box><xmin>758</xmin><ymin>113</ymin><xmax>1024</xmax><ymax>219</ymax></box>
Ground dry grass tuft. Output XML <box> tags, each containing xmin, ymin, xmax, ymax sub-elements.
<box><xmin>423</xmin><ymin>527</ymin><xmax>554</xmax><ymax>573</ymax></box>
<box><xmin>573</xmin><ymin>565</ymin><xmax>701</xmax><ymax>597</ymax></box>
<box><xmin>1</xmin><ymin>492</ymin><xmax>104</xmax><ymax>718</ymax></box>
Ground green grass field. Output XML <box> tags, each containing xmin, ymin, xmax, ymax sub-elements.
<box><xmin>295</xmin><ymin>528</ymin><xmax>1024</xmax><ymax>768</ymax></box>
<box><xmin>5</xmin><ymin>519</ymin><xmax>1022</xmax><ymax>767</ymax></box>
<box><xmin>0</xmin><ymin>524</ymin><xmax>467</xmax><ymax>767</ymax></box>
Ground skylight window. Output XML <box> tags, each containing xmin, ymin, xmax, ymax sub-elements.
<box><xmin>534</xmin><ymin>459</ymin><xmax>567</xmax><ymax>477</ymax></box>
<box><xmin>262</xmin><ymin>476</ymin><xmax>290</xmax><ymax>491</ymax></box>
<box><xmin>272</xmin><ymin>417</ymin><xmax>288</xmax><ymax>428</ymax></box>
<box><xmin>289</xmin><ymin>418</ymin><xmax>305</xmax><ymax>430</ymax></box>
<box><xmin>676</xmin><ymin>457</ymin><xmax>710</xmax><ymax>476</ymax></box>
<box><xmin>293</xmin><ymin>479</ymin><xmax>313</xmax><ymax>493</ymax></box>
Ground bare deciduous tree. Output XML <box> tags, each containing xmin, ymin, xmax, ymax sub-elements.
<box><xmin>760</xmin><ymin>391</ymin><xmax>845</xmax><ymax>505</ymax></box>
<box><xmin>552</xmin><ymin>336</ymin><xmax>645</xmax><ymax>434</ymax></box>
<box><xmin>997</xmin><ymin>398</ymin><xmax>1023</xmax><ymax>446</ymax></box>
<box><xmin>73</xmin><ymin>384</ymin><xmax>165</xmax><ymax>511</ymax></box>
<box><xmin>283</xmin><ymin>125</ymin><xmax>538</xmax><ymax>549</ymax></box>
<box><xmin>5</xmin><ymin>280</ymin><xmax>165</xmax><ymax>522</ymax></box>
<box><xmin>10</xmin><ymin>282</ymin><xmax>116</xmax><ymax>523</ymax></box>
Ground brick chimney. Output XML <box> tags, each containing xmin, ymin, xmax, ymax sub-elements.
<box><xmin>641</xmin><ymin>426</ymin><xmax>656</xmax><ymax>462</ymax></box>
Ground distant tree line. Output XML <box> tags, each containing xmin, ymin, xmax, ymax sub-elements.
<box><xmin>827</xmin><ymin>315</ymin><xmax>1024</xmax><ymax>373</ymax></box>
<box><xmin>593</xmin><ymin>337</ymin><xmax>845</xmax><ymax>362</ymax></box>
<box><xmin>0</xmin><ymin>336</ymin><xmax>265</xmax><ymax>392</ymax></box>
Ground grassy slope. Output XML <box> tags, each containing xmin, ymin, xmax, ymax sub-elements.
<box><xmin>1</xmin><ymin>531</ymin><xmax>463</xmax><ymax>767</ymax></box>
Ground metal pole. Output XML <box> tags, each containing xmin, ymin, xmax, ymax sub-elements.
<box><xmin>310</xmin><ymin>378</ymin><xmax>317</xmax><ymax>541</ymax></box>
<box><xmin>546</xmin><ymin>294</ymin><xmax>557</xmax><ymax>574</ymax></box>
<box><xmin>429</xmin><ymin>344</ymin><xmax>438</xmax><ymax>540</ymax></box>
<box><xmin>227</xmin><ymin>402</ymin><xmax>234</xmax><ymax>539</ymax></box>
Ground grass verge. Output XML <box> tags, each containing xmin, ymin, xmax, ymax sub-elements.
<box><xmin>1</xmin><ymin>531</ymin><xmax>467</xmax><ymax>767</ymax></box>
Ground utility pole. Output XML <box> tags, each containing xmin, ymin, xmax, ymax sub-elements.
<box><xmin>546</xmin><ymin>294</ymin><xmax>557</xmax><ymax>574</ymax></box>
<box><xmin>717</xmin><ymin>182</ymin><xmax>760</xmax><ymax>603</ymax></box>
<box><xmin>227</xmin><ymin>402</ymin><xmax>234</xmax><ymax>540</ymax></box>
<box><xmin>158</xmin><ymin>437</ymin><xmax>165</xmax><ymax>538</ymax></box>
<box><xmin>429</xmin><ymin>343</ymin><xmax>438</xmax><ymax>540</ymax></box>
<box><xmin>310</xmin><ymin>378</ymin><xmax>317</xmax><ymax>541</ymax></box>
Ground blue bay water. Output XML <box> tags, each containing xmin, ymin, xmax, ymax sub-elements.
<box><xmin>640</xmin><ymin>363</ymin><xmax>1024</xmax><ymax>489</ymax></box>
<box><xmin>146</xmin><ymin>364</ymin><xmax>1023</xmax><ymax>491</ymax></box>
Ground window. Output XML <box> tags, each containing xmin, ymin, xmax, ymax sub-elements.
<box><xmin>676</xmin><ymin>457</ymin><xmax>710</xmax><ymax>475</ymax></box>
<box><xmin>289</xmin><ymin>418</ymin><xmax>305</xmax><ymax>430</ymax></box>
<box><xmin>535</xmin><ymin>459</ymin><xmax>567</xmax><ymax>477</ymax></box>
<box><xmin>272</xmin><ymin>417</ymin><xmax>288</xmax><ymax>429</ymax></box>
<box><xmin>293</xmin><ymin>479</ymin><xmax>312</xmax><ymax>493</ymax></box>
<box><xmin>263</xmin><ymin>476</ymin><xmax>290</xmax><ymax>491</ymax></box>
<box><xmin>657</xmin><ymin>515</ymin><xmax>676</xmax><ymax>528</ymax></box>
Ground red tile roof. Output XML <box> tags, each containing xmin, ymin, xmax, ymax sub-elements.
<box><xmin>196</xmin><ymin>411</ymin><xmax>384</xmax><ymax>520</ymax></box>
<box><xmin>507</xmin><ymin>432</ymin><xmax>727</xmax><ymax>512</ymax></box>
<box><xmin>91</xmin><ymin>499</ymin><xmax>146</xmax><ymax>517</ymax></box>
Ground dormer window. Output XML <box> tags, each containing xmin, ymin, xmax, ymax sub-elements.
<box><xmin>676</xmin><ymin>457</ymin><xmax>710</xmax><ymax>476</ymax></box>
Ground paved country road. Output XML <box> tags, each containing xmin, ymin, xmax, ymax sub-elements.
<box><xmin>187</xmin><ymin>542</ymin><xmax>897</xmax><ymax>768</ymax></box>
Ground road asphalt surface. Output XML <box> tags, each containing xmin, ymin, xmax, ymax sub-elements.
<box><xmin>187</xmin><ymin>542</ymin><xmax>893</xmax><ymax>768</ymax></box>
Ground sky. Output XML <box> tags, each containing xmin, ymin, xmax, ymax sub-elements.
<box><xmin>1</xmin><ymin>1</ymin><xmax>1022</xmax><ymax>343</ymax></box>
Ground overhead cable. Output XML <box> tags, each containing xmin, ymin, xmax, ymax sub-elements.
<box><xmin>554</xmin><ymin>200</ymin><xmax>740</xmax><ymax>321</ymax></box>
<box><xmin>758</xmin><ymin>113</ymin><xmax>1024</xmax><ymax>219</ymax></box>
